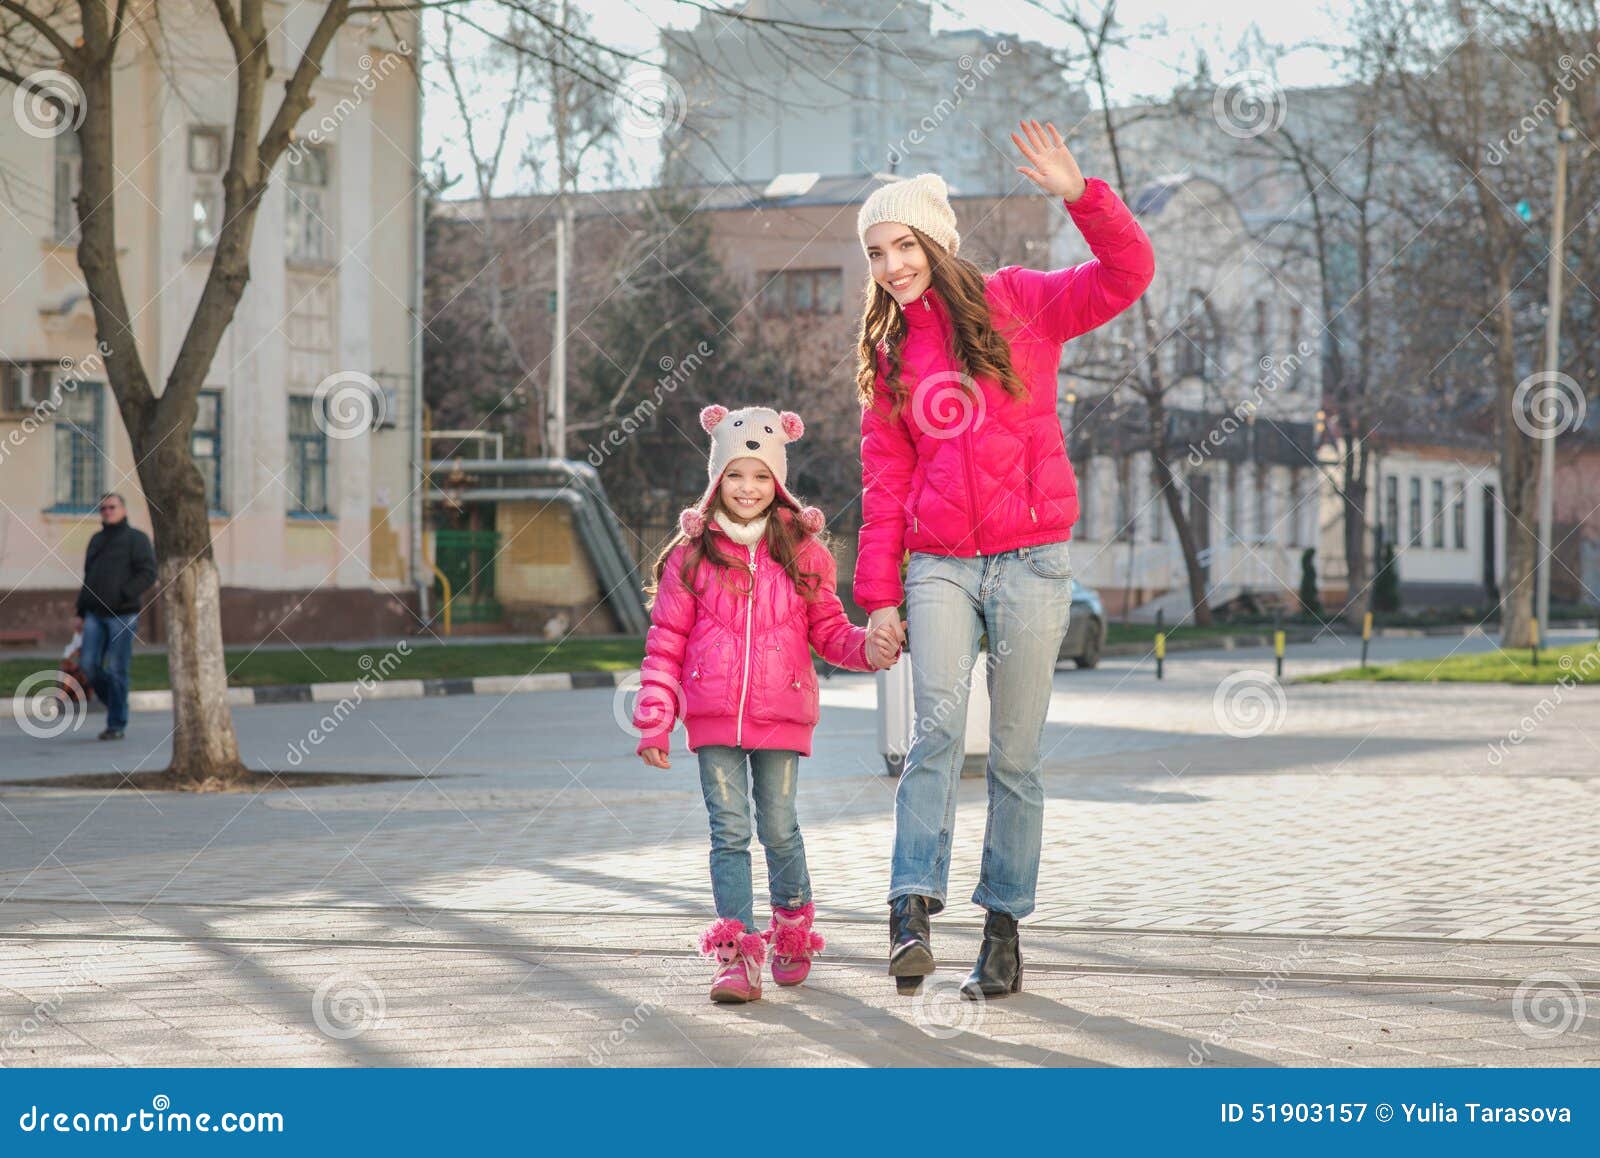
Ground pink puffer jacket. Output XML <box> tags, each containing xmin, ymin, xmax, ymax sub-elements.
<box><xmin>854</xmin><ymin>177</ymin><xmax>1155</xmax><ymax>612</ymax></box>
<box><xmin>634</xmin><ymin>513</ymin><xmax>871</xmax><ymax>757</ymax></box>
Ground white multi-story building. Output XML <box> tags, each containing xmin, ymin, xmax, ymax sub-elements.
<box><xmin>661</xmin><ymin>0</ymin><xmax>1079</xmax><ymax>194</ymax></box>
<box><xmin>0</xmin><ymin>8</ymin><xmax>423</xmax><ymax>644</ymax></box>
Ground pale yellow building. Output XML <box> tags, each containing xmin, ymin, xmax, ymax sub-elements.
<box><xmin>0</xmin><ymin>6</ymin><xmax>424</xmax><ymax>644</ymax></box>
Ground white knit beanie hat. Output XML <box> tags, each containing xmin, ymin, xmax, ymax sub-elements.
<box><xmin>857</xmin><ymin>173</ymin><xmax>960</xmax><ymax>256</ymax></box>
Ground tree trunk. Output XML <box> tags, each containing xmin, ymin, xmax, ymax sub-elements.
<box><xmin>1498</xmin><ymin>390</ymin><xmax>1539</xmax><ymax>647</ymax></box>
<box><xmin>1145</xmin><ymin>395</ymin><xmax>1213</xmax><ymax>626</ymax></box>
<box><xmin>1340</xmin><ymin>440</ymin><xmax>1370</xmax><ymax>625</ymax></box>
<box><xmin>136</xmin><ymin>437</ymin><xmax>248</xmax><ymax>786</ymax></box>
<box><xmin>1491</xmin><ymin>264</ymin><xmax>1537</xmax><ymax>648</ymax></box>
<box><xmin>161</xmin><ymin>555</ymin><xmax>245</xmax><ymax>784</ymax></box>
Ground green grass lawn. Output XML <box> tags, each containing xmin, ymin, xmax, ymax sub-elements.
<box><xmin>1299</xmin><ymin>644</ymin><xmax>1600</xmax><ymax>686</ymax></box>
<box><xmin>2</xmin><ymin>637</ymin><xmax>647</xmax><ymax>695</ymax></box>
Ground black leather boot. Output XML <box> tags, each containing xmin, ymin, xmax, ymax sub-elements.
<box><xmin>960</xmin><ymin>910</ymin><xmax>1022</xmax><ymax>1000</ymax></box>
<box><xmin>888</xmin><ymin>895</ymin><xmax>935</xmax><ymax>993</ymax></box>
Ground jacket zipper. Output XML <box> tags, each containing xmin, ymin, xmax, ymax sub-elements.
<box><xmin>733</xmin><ymin>543</ymin><xmax>757</xmax><ymax>746</ymax></box>
<box><xmin>923</xmin><ymin>291</ymin><xmax>985</xmax><ymax>553</ymax></box>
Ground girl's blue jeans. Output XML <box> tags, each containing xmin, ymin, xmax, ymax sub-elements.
<box><xmin>888</xmin><ymin>541</ymin><xmax>1074</xmax><ymax>919</ymax></box>
<box><xmin>697</xmin><ymin>745</ymin><xmax>811</xmax><ymax>933</ymax></box>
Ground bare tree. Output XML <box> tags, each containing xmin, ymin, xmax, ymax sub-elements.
<box><xmin>1047</xmin><ymin>1</ymin><xmax>1216</xmax><ymax>624</ymax></box>
<box><xmin>0</xmin><ymin>0</ymin><xmax>844</xmax><ymax>788</ymax></box>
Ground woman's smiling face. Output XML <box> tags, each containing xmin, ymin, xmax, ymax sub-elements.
<box><xmin>864</xmin><ymin>222</ymin><xmax>931</xmax><ymax>305</ymax></box>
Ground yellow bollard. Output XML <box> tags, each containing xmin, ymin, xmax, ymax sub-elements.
<box><xmin>1361</xmin><ymin>611</ymin><xmax>1373</xmax><ymax>667</ymax></box>
<box><xmin>1154</xmin><ymin>631</ymin><xmax>1166</xmax><ymax>680</ymax></box>
<box><xmin>1274</xmin><ymin>630</ymin><xmax>1286</xmax><ymax>679</ymax></box>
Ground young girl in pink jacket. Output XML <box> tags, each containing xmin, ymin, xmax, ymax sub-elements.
<box><xmin>634</xmin><ymin>403</ymin><xmax>898</xmax><ymax>1004</ymax></box>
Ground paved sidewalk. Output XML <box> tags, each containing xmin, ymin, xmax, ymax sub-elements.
<box><xmin>2</xmin><ymin>643</ymin><xmax>1597</xmax><ymax>1066</ymax></box>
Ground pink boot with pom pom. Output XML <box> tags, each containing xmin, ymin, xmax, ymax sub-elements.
<box><xmin>700</xmin><ymin>917</ymin><xmax>766</xmax><ymax>1004</ymax></box>
<box><xmin>766</xmin><ymin>902</ymin><xmax>824</xmax><ymax>986</ymax></box>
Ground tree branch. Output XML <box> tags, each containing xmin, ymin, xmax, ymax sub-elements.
<box><xmin>0</xmin><ymin>0</ymin><xmax>78</xmax><ymax>62</ymax></box>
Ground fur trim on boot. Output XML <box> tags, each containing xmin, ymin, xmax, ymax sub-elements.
<box><xmin>700</xmin><ymin>917</ymin><xmax>764</xmax><ymax>1004</ymax></box>
<box><xmin>766</xmin><ymin>902</ymin><xmax>824</xmax><ymax>986</ymax></box>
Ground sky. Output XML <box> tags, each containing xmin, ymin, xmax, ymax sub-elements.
<box><xmin>423</xmin><ymin>0</ymin><xmax>1350</xmax><ymax>197</ymax></box>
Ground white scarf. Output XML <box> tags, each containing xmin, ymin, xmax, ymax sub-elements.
<box><xmin>713</xmin><ymin>508</ymin><xmax>768</xmax><ymax>547</ymax></box>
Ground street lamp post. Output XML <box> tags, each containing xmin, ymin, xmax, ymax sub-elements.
<box><xmin>1535</xmin><ymin>96</ymin><xmax>1573</xmax><ymax>635</ymax></box>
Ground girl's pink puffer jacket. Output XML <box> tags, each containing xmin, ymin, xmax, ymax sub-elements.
<box><xmin>634</xmin><ymin>513</ymin><xmax>871</xmax><ymax>757</ymax></box>
<box><xmin>854</xmin><ymin>176</ymin><xmax>1155</xmax><ymax>613</ymax></box>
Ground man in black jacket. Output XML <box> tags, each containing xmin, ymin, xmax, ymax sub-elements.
<box><xmin>75</xmin><ymin>493</ymin><xmax>156</xmax><ymax>740</ymax></box>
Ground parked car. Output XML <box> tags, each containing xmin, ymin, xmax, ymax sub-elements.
<box><xmin>1059</xmin><ymin>579</ymin><xmax>1105</xmax><ymax>669</ymax></box>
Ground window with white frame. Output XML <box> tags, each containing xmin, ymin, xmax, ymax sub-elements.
<box><xmin>1452</xmin><ymin>481</ymin><xmax>1467</xmax><ymax>550</ymax></box>
<box><xmin>1383</xmin><ymin>475</ymin><xmax>1399</xmax><ymax>546</ymax></box>
<box><xmin>54</xmin><ymin>131</ymin><xmax>81</xmax><ymax>242</ymax></box>
<box><xmin>189</xmin><ymin>126</ymin><xmax>225</xmax><ymax>251</ymax></box>
<box><xmin>285</xmin><ymin>144</ymin><xmax>333</xmax><ymax>263</ymax></box>
<box><xmin>1431</xmin><ymin>479</ymin><xmax>1445</xmax><ymax>548</ymax></box>
<box><xmin>1408</xmin><ymin>477</ymin><xmax>1422</xmax><ymax>546</ymax></box>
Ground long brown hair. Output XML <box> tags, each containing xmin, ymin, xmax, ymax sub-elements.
<box><xmin>855</xmin><ymin>226</ymin><xmax>1028</xmax><ymax>420</ymax></box>
<box><xmin>648</xmin><ymin>490</ymin><xmax>827</xmax><ymax>603</ymax></box>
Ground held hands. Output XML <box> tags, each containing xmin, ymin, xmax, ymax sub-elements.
<box><xmin>866</xmin><ymin>607</ymin><xmax>907</xmax><ymax>670</ymax></box>
<box><xmin>1011</xmin><ymin>119</ymin><xmax>1087</xmax><ymax>203</ymax></box>
<box><xmin>640</xmin><ymin>747</ymin><xmax>670</xmax><ymax>769</ymax></box>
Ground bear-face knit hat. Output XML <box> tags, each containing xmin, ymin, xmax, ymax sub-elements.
<box><xmin>680</xmin><ymin>404</ymin><xmax>824</xmax><ymax>538</ymax></box>
<box><xmin>857</xmin><ymin>172</ymin><xmax>959</xmax><ymax>256</ymax></box>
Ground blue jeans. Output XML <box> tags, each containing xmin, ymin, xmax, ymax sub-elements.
<box><xmin>80</xmin><ymin>611</ymin><xmax>140</xmax><ymax>731</ymax></box>
<box><xmin>698</xmin><ymin>745</ymin><xmax>811</xmax><ymax>933</ymax></box>
<box><xmin>888</xmin><ymin>541</ymin><xmax>1073</xmax><ymax>919</ymax></box>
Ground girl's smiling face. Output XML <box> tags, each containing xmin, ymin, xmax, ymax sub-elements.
<box><xmin>719</xmin><ymin>458</ymin><xmax>775</xmax><ymax>522</ymax></box>
<box><xmin>864</xmin><ymin>221</ymin><xmax>932</xmax><ymax>304</ymax></box>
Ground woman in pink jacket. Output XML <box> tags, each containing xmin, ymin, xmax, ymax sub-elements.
<box><xmin>856</xmin><ymin>121</ymin><xmax>1155</xmax><ymax>999</ymax></box>
<box><xmin>634</xmin><ymin>403</ymin><xmax>898</xmax><ymax>1004</ymax></box>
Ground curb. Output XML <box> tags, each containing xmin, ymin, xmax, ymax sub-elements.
<box><xmin>9</xmin><ymin>669</ymin><xmax>636</xmax><ymax>719</ymax></box>
<box><xmin>1102</xmin><ymin>619</ymin><xmax>1592</xmax><ymax>658</ymax></box>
